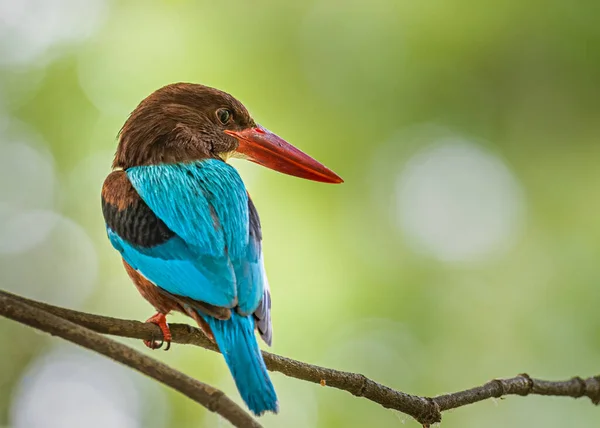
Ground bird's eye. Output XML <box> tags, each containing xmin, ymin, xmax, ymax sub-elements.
<box><xmin>216</xmin><ymin>108</ymin><xmax>232</xmax><ymax>125</ymax></box>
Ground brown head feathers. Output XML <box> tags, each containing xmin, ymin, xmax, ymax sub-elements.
<box><xmin>114</xmin><ymin>83</ymin><xmax>256</xmax><ymax>169</ymax></box>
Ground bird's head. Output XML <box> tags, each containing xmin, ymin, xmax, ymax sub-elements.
<box><xmin>114</xmin><ymin>83</ymin><xmax>343</xmax><ymax>183</ymax></box>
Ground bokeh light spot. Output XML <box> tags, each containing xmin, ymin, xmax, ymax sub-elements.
<box><xmin>10</xmin><ymin>346</ymin><xmax>168</xmax><ymax>428</ymax></box>
<box><xmin>0</xmin><ymin>212</ymin><xmax>98</xmax><ymax>308</ymax></box>
<box><xmin>0</xmin><ymin>140</ymin><xmax>57</xmax><ymax>254</ymax></box>
<box><xmin>0</xmin><ymin>0</ymin><xmax>108</xmax><ymax>66</ymax></box>
<box><xmin>0</xmin><ymin>210</ymin><xmax>60</xmax><ymax>255</ymax></box>
<box><xmin>395</xmin><ymin>139</ymin><xmax>525</xmax><ymax>262</ymax></box>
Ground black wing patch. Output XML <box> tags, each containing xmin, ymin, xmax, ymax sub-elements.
<box><xmin>101</xmin><ymin>170</ymin><xmax>174</xmax><ymax>248</ymax></box>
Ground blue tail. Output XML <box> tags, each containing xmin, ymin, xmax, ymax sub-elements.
<box><xmin>203</xmin><ymin>311</ymin><xmax>278</xmax><ymax>415</ymax></box>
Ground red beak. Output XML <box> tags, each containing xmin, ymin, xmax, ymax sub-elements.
<box><xmin>224</xmin><ymin>126</ymin><xmax>343</xmax><ymax>184</ymax></box>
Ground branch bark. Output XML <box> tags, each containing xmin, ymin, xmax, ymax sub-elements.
<box><xmin>0</xmin><ymin>291</ymin><xmax>260</xmax><ymax>428</ymax></box>
<box><xmin>2</xmin><ymin>289</ymin><xmax>599</xmax><ymax>426</ymax></box>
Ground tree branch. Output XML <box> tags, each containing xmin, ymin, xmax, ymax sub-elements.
<box><xmin>2</xmin><ymin>289</ymin><xmax>599</xmax><ymax>426</ymax></box>
<box><xmin>0</xmin><ymin>291</ymin><xmax>260</xmax><ymax>428</ymax></box>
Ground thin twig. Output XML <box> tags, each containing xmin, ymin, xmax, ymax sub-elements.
<box><xmin>1</xmin><ymin>290</ymin><xmax>599</xmax><ymax>425</ymax></box>
<box><xmin>0</xmin><ymin>291</ymin><xmax>261</xmax><ymax>428</ymax></box>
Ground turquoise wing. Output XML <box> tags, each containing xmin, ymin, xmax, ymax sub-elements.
<box><xmin>120</xmin><ymin>159</ymin><xmax>264</xmax><ymax>313</ymax></box>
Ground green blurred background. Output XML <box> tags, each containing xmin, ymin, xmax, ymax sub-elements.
<box><xmin>1</xmin><ymin>0</ymin><xmax>599</xmax><ymax>427</ymax></box>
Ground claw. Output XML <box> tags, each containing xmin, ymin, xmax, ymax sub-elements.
<box><xmin>143</xmin><ymin>313</ymin><xmax>171</xmax><ymax>351</ymax></box>
<box><xmin>143</xmin><ymin>337</ymin><xmax>163</xmax><ymax>350</ymax></box>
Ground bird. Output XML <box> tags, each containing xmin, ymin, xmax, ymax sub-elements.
<box><xmin>100</xmin><ymin>83</ymin><xmax>343</xmax><ymax>416</ymax></box>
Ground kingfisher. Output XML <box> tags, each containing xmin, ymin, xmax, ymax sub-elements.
<box><xmin>100</xmin><ymin>83</ymin><xmax>342</xmax><ymax>416</ymax></box>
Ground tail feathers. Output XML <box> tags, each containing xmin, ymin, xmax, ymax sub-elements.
<box><xmin>203</xmin><ymin>311</ymin><xmax>278</xmax><ymax>416</ymax></box>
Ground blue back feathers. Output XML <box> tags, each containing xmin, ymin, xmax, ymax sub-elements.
<box><xmin>127</xmin><ymin>160</ymin><xmax>248</xmax><ymax>258</ymax></box>
<box><xmin>105</xmin><ymin>159</ymin><xmax>277</xmax><ymax>414</ymax></box>
<box><xmin>122</xmin><ymin>159</ymin><xmax>264</xmax><ymax>310</ymax></box>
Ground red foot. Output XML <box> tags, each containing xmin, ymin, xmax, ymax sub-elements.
<box><xmin>143</xmin><ymin>313</ymin><xmax>172</xmax><ymax>351</ymax></box>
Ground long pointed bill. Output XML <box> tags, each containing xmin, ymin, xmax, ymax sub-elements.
<box><xmin>225</xmin><ymin>126</ymin><xmax>343</xmax><ymax>184</ymax></box>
